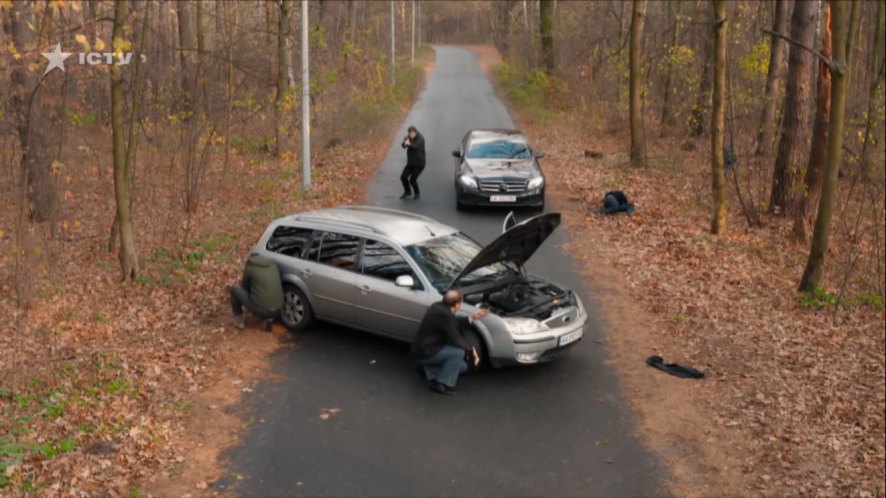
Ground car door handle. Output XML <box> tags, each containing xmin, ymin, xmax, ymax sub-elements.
<box><xmin>359</xmin><ymin>284</ymin><xmax>372</xmax><ymax>294</ymax></box>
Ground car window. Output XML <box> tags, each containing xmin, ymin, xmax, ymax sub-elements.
<box><xmin>305</xmin><ymin>232</ymin><xmax>322</xmax><ymax>261</ymax></box>
<box><xmin>266</xmin><ymin>226</ymin><xmax>314</xmax><ymax>258</ymax></box>
<box><xmin>466</xmin><ymin>138</ymin><xmax>531</xmax><ymax>159</ymax></box>
<box><xmin>405</xmin><ymin>232</ymin><xmax>511</xmax><ymax>292</ymax></box>
<box><xmin>361</xmin><ymin>240</ymin><xmax>413</xmax><ymax>282</ymax></box>
<box><xmin>317</xmin><ymin>232</ymin><xmax>360</xmax><ymax>270</ymax></box>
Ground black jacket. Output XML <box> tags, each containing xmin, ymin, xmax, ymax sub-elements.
<box><xmin>402</xmin><ymin>132</ymin><xmax>426</xmax><ymax>168</ymax></box>
<box><xmin>409</xmin><ymin>302</ymin><xmax>472</xmax><ymax>361</ymax></box>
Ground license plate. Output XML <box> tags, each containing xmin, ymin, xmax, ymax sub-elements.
<box><xmin>558</xmin><ymin>329</ymin><xmax>582</xmax><ymax>347</ymax></box>
<box><xmin>490</xmin><ymin>195</ymin><xmax>517</xmax><ymax>203</ymax></box>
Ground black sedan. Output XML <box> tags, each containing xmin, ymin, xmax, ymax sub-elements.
<box><xmin>452</xmin><ymin>129</ymin><xmax>546</xmax><ymax>211</ymax></box>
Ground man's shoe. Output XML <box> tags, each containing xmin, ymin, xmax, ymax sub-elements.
<box><xmin>413</xmin><ymin>193</ymin><xmax>421</xmax><ymax>200</ymax></box>
<box><xmin>430</xmin><ymin>381</ymin><xmax>456</xmax><ymax>395</ymax></box>
<box><xmin>233</xmin><ymin>315</ymin><xmax>245</xmax><ymax>330</ymax></box>
<box><xmin>399</xmin><ymin>193</ymin><xmax>412</xmax><ymax>199</ymax></box>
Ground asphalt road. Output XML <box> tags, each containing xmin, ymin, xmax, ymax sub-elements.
<box><xmin>221</xmin><ymin>46</ymin><xmax>665</xmax><ymax>497</ymax></box>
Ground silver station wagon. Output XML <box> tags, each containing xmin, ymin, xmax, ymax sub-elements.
<box><xmin>253</xmin><ymin>206</ymin><xmax>587</xmax><ymax>367</ymax></box>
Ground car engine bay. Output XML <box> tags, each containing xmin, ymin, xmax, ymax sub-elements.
<box><xmin>463</xmin><ymin>276</ymin><xmax>573</xmax><ymax>319</ymax></box>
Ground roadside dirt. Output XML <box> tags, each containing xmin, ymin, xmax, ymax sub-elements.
<box><xmin>469</xmin><ymin>45</ymin><xmax>885</xmax><ymax>498</ymax></box>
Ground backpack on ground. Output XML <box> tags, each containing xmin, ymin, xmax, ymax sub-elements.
<box><xmin>602</xmin><ymin>190</ymin><xmax>635</xmax><ymax>214</ymax></box>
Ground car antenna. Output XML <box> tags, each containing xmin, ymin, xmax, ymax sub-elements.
<box><xmin>425</xmin><ymin>225</ymin><xmax>436</xmax><ymax>237</ymax></box>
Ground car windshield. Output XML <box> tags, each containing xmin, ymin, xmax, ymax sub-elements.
<box><xmin>466</xmin><ymin>138</ymin><xmax>531</xmax><ymax>160</ymax></box>
<box><xmin>405</xmin><ymin>232</ymin><xmax>514</xmax><ymax>292</ymax></box>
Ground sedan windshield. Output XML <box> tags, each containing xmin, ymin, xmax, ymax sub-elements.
<box><xmin>405</xmin><ymin>232</ymin><xmax>513</xmax><ymax>292</ymax></box>
<box><xmin>466</xmin><ymin>138</ymin><xmax>531</xmax><ymax>160</ymax></box>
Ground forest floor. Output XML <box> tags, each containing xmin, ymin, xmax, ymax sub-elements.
<box><xmin>469</xmin><ymin>45</ymin><xmax>885</xmax><ymax>498</ymax></box>
<box><xmin>1</xmin><ymin>44</ymin><xmax>883</xmax><ymax>498</ymax></box>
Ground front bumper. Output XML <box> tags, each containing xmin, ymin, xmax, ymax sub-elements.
<box><xmin>487</xmin><ymin>310</ymin><xmax>588</xmax><ymax>367</ymax></box>
<box><xmin>456</xmin><ymin>184</ymin><xmax>545</xmax><ymax>208</ymax></box>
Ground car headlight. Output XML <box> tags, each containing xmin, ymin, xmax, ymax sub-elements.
<box><xmin>502</xmin><ymin>317</ymin><xmax>550</xmax><ymax>335</ymax></box>
<box><xmin>527</xmin><ymin>176</ymin><xmax>544</xmax><ymax>189</ymax></box>
<box><xmin>459</xmin><ymin>175</ymin><xmax>478</xmax><ymax>188</ymax></box>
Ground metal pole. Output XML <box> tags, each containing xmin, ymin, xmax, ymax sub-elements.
<box><xmin>411</xmin><ymin>0</ymin><xmax>415</xmax><ymax>65</ymax></box>
<box><xmin>390</xmin><ymin>0</ymin><xmax>395</xmax><ymax>84</ymax></box>
<box><xmin>301</xmin><ymin>0</ymin><xmax>311</xmax><ymax>191</ymax></box>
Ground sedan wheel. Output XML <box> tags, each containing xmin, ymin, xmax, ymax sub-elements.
<box><xmin>282</xmin><ymin>285</ymin><xmax>314</xmax><ymax>332</ymax></box>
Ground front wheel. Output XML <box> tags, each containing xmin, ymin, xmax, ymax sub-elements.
<box><xmin>281</xmin><ymin>285</ymin><xmax>314</xmax><ymax>332</ymax></box>
<box><xmin>463</xmin><ymin>328</ymin><xmax>488</xmax><ymax>374</ymax></box>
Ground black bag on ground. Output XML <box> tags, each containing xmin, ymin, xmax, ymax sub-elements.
<box><xmin>602</xmin><ymin>190</ymin><xmax>635</xmax><ymax>214</ymax></box>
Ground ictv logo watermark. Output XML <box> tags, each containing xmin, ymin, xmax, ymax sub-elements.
<box><xmin>42</xmin><ymin>42</ymin><xmax>133</xmax><ymax>75</ymax></box>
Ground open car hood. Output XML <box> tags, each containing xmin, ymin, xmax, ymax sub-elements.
<box><xmin>447</xmin><ymin>212</ymin><xmax>561</xmax><ymax>290</ymax></box>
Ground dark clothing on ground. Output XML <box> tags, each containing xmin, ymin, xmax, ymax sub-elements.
<box><xmin>400</xmin><ymin>164</ymin><xmax>425</xmax><ymax>196</ymax></box>
<box><xmin>231</xmin><ymin>254</ymin><xmax>283</xmax><ymax>321</ymax></box>
<box><xmin>402</xmin><ymin>132</ymin><xmax>426</xmax><ymax>168</ymax></box>
<box><xmin>409</xmin><ymin>302</ymin><xmax>473</xmax><ymax>361</ymax></box>
<box><xmin>646</xmin><ymin>355</ymin><xmax>705</xmax><ymax>379</ymax></box>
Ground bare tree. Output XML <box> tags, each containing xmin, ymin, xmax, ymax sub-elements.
<box><xmin>769</xmin><ymin>0</ymin><xmax>816</xmax><ymax>215</ymax></box>
<box><xmin>275</xmin><ymin>0</ymin><xmax>294</xmax><ymax>156</ymax></box>
<box><xmin>9</xmin><ymin>0</ymin><xmax>58</xmax><ymax>222</ymax></box>
<box><xmin>111</xmin><ymin>0</ymin><xmax>138</xmax><ymax>281</ymax></box>
<box><xmin>710</xmin><ymin>0</ymin><xmax>728</xmax><ymax>234</ymax></box>
<box><xmin>799</xmin><ymin>0</ymin><xmax>854</xmax><ymax>292</ymax></box>
<box><xmin>629</xmin><ymin>0</ymin><xmax>647</xmax><ymax>167</ymax></box>
<box><xmin>754</xmin><ymin>0</ymin><xmax>790</xmax><ymax>158</ymax></box>
<box><xmin>659</xmin><ymin>0</ymin><xmax>682</xmax><ymax>134</ymax></box>
<box><xmin>539</xmin><ymin>0</ymin><xmax>554</xmax><ymax>74</ymax></box>
<box><xmin>792</xmin><ymin>2</ymin><xmax>832</xmax><ymax>240</ymax></box>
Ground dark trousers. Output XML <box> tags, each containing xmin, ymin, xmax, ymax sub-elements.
<box><xmin>419</xmin><ymin>345</ymin><xmax>469</xmax><ymax>388</ymax></box>
<box><xmin>400</xmin><ymin>164</ymin><xmax>425</xmax><ymax>195</ymax></box>
<box><xmin>230</xmin><ymin>284</ymin><xmax>279</xmax><ymax>319</ymax></box>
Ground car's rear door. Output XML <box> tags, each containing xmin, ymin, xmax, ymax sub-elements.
<box><xmin>303</xmin><ymin>231</ymin><xmax>361</xmax><ymax>325</ymax></box>
<box><xmin>353</xmin><ymin>238</ymin><xmax>433</xmax><ymax>340</ymax></box>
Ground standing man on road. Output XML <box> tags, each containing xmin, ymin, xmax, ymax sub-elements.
<box><xmin>400</xmin><ymin>125</ymin><xmax>426</xmax><ymax>200</ymax></box>
<box><xmin>410</xmin><ymin>290</ymin><xmax>489</xmax><ymax>395</ymax></box>
<box><xmin>230</xmin><ymin>254</ymin><xmax>284</xmax><ymax>332</ymax></box>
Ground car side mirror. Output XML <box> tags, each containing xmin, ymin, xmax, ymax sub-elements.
<box><xmin>395</xmin><ymin>275</ymin><xmax>416</xmax><ymax>288</ymax></box>
<box><xmin>534</xmin><ymin>151</ymin><xmax>545</xmax><ymax>159</ymax></box>
<box><xmin>451</xmin><ymin>150</ymin><xmax>462</xmax><ymax>158</ymax></box>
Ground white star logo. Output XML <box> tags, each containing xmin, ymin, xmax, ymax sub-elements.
<box><xmin>42</xmin><ymin>43</ymin><xmax>72</xmax><ymax>75</ymax></box>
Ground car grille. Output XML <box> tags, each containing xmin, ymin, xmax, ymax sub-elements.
<box><xmin>479</xmin><ymin>179</ymin><xmax>528</xmax><ymax>193</ymax></box>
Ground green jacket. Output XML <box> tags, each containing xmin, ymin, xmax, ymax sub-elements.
<box><xmin>242</xmin><ymin>254</ymin><xmax>284</xmax><ymax>311</ymax></box>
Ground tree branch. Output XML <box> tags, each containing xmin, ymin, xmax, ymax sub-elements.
<box><xmin>762</xmin><ymin>28</ymin><xmax>834</xmax><ymax>70</ymax></box>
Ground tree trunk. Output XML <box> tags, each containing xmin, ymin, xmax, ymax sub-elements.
<box><xmin>659</xmin><ymin>0</ymin><xmax>681</xmax><ymax>135</ymax></box>
<box><xmin>629</xmin><ymin>0</ymin><xmax>647</xmax><ymax>167</ymax></box>
<box><xmin>710</xmin><ymin>0</ymin><xmax>728</xmax><ymax>234</ymax></box>
<box><xmin>176</xmin><ymin>0</ymin><xmax>195</xmax><ymax>111</ymax></box>
<box><xmin>858</xmin><ymin>0</ymin><xmax>884</xmax><ymax>178</ymax></box>
<box><xmin>344</xmin><ymin>0</ymin><xmax>358</xmax><ymax>74</ymax></box>
<box><xmin>754</xmin><ymin>0</ymin><xmax>790</xmax><ymax>157</ymax></box>
<box><xmin>769</xmin><ymin>0</ymin><xmax>816</xmax><ymax>215</ymax></box>
<box><xmin>792</xmin><ymin>3</ymin><xmax>832</xmax><ymax>240</ymax></box>
<box><xmin>799</xmin><ymin>0</ymin><xmax>852</xmax><ymax>292</ymax></box>
<box><xmin>274</xmin><ymin>0</ymin><xmax>293</xmax><ymax>156</ymax></box>
<box><xmin>112</xmin><ymin>0</ymin><xmax>139</xmax><ymax>281</ymax></box>
<box><xmin>689</xmin><ymin>1</ymin><xmax>713</xmax><ymax>138</ymax></box>
<box><xmin>10</xmin><ymin>0</ymin><xmax>57</xmax><ymax>222</ymax></box>
<box><xmin>539</xmin><ymin>0</ymin><xmax>554</xmax><ymax>74</ymax></box>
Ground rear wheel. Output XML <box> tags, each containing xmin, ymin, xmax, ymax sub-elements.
<box><xmin>281</xmin><ymin>285</ymin><xmax>314</xmax><ymax>332</ymax></box>
<box><xmin>463</xmin><ymin>327</ymin><xmax>488</xmax><ymax>374</ymax></box>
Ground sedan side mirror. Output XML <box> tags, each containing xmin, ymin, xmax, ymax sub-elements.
<box><xmin>534</xmin><ymin>151</ymin><xmax>545</xmax><ymax>159</ymax></box>
<box><xmin>395</xmin><ymin>275</ymin><xmax>416</xmax><ymax>288</ymax></box>
<box><xmin>451</xmin><ymin>150</ymin><xmax>462</xmax><ymax>158</ymax></box>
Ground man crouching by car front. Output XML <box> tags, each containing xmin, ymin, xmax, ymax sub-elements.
<box><xmin>409</xmin><ymin>290</ymin><xmax>489</xmax><ymax>395</ymax></box>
